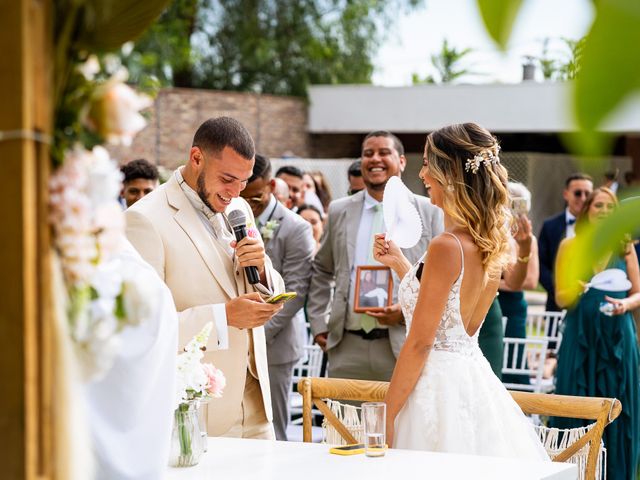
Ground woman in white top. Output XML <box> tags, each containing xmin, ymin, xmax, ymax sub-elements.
<box><xmin>374</xmin><ymin>123</ymin><xmax>547</xmax><ymax>459</ymax></box>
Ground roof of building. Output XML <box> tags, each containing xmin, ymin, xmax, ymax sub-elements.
<box><xmin>308</xmin><ymin>83</ymin><xmax>640</xmax><ymax>134</ymax></box>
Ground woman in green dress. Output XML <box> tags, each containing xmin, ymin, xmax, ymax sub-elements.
<box><xmin>478</xmin><ymin>296</ymin><xmax>504</xmax><ymax>379</ymax></box>
<box><xmin>552</xmin><ymin>187</ymin><xmax>640</xmax><ymax>480</ymax></box>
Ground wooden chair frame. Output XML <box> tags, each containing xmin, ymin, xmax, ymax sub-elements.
<box><xmin>299</xmin><ymin>377</ymin><xmax>621</xmax><ymax>480</ymax></box>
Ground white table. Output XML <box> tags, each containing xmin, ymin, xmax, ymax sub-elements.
<box><xmin>167</xmin><ymin>437</ymin><xmax>577</xmax><ymax>480</ymax></box>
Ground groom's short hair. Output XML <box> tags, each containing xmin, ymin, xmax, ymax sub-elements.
<box><xmin>192</xmin><ymin>116</ymin><xmax>255</xmax><ymax>160</ymax></box>
<box><xmin>362</xmin><ymin>131</ymin><xmax>405</xmax><ymax>156</ymax></box>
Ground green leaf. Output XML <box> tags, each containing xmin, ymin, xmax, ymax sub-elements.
<box><xmin>573</xmin><ymin>0</ymin><xmax>640</xmax><ymax>153</ymax></box>
<box><xmin>556</xmin><ymin>196</ymin><xmax>640</xmax><ymax>305</ymax></box>
<box><xmin>77</xmin><ymin>0</ymin><xmax>172</xmax><ymax>50</ymax></box>
<box><xmin>476</xmin><ymin>0</ymin><xmax>524</xmax><ymax>50</ymax></box>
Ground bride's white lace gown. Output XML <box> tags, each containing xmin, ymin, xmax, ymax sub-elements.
<box><xmin>394</xmin><ymin>234</ymin><xmax>548</xmax><ymax>460</ymax></box>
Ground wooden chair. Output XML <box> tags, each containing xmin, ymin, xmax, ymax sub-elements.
<box><xmin>298</xmin><ymin>377</ymin><xmax>621</xmax><ymax>480</ymax></box>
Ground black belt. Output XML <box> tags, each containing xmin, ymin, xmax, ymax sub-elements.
<box><xmin>346</xmin><ymin>329</ymin><xmax>389</xmax><ymax>340</ymax></box>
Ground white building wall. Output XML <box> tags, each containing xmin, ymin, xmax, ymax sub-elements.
<box><xmin>308</xmin><ymin>83</ymin><xmax>640</xmax><ymax>134</ymax></box>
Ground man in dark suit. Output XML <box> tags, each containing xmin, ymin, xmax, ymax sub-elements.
<box><xmin>241</xmin><ymin>154</ymin><xmax>315</xmax><ymax>441</ymax></box>
<box><xmin>538</xmin><ymin>173</ymin><xmax>593</xmax><ymax>311</ymax></box>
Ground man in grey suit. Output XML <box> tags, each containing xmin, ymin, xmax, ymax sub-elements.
<box><xmin>307</xmin><ymin>131</ymin><xmax>443</xmax><ymax>381</ymax></box>
<box><xmin>241</xmin><ymin>154</ymin><xmax>315</xmax><ymax>440</ymax></box>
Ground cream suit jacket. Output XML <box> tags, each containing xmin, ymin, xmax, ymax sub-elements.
<box><xmin>125</xmin><ymin>175</ymin><xmax>285</xmax><ymax>436</ymax></box>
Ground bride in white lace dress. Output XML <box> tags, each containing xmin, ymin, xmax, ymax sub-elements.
<box><xmin>373</xmin><ymin>123</ymin><xmax>548</xmax><ymax>460</ymax></box>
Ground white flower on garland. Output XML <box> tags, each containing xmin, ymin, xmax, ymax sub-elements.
<box><xmin>259</xmin><ymin>220</ymin><xmax>280</xmax><ymax>241</ymax></box>
<box><xmin>49</xmin><ymin>145</ymin><xmax>154</xmax><ymax>381</ymax></box>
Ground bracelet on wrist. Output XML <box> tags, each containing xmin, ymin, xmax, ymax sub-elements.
<box><xmin>517</xmin><ymin>254</ymin><xmax>531</xmax><ymax>264</ymax></box>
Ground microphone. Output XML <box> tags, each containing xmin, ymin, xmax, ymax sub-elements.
<box><xmin>227</xmin><ymin>209</ymin><xmax>260</xmax><ymax>285</ymax></box>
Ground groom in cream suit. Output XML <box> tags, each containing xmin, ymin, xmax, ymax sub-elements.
<box><xmin>308</xmin><ymin>131</ymin><xmax>443</xmax><ymax>381</ymax></box>
<box><xmin>126</xmin><ymin>117</ymin><xmax>285</xmax><ymax>439</ymax></box>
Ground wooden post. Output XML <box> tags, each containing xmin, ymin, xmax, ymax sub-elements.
<box><xmin>0</xmin><ymin>0</ymin><xmax>53</xmax><ymax>479</ymax></box>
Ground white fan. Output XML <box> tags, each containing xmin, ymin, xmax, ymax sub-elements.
<box><xmin>382</xmin><ymin>176</ymin><xmax>423</xmax><ymax>249</ymax></box>
<box><xmin>586</xmin><ymin>268</ymin><xmax>632</xmax><ymax>292</ymax></box>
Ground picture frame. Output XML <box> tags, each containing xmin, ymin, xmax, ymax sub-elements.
<box><xmin>353</xmin><ymin>265</ymin><xmax>393</xmax><ymax>313</ymax></box>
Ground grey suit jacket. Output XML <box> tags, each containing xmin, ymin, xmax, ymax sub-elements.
<box><xmin>307</xmin><ymin>190</ymin><xmax>444</xmax><ymax>357</ymax></box>
<box><xmin>263</xmin><ymin>200</ymin><xmax>316</xmax><ymax>365</ymax></box>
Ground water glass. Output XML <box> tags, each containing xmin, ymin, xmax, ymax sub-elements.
<box><xmin>362</xmin><ymin>402</ymin><xmax>386</xmax><ymax>457</ymax></box>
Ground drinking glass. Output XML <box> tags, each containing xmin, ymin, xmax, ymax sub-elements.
<box><xmin>362</xmin><ymin>402</ymin><xmax>386</xmax><ymax>457</ymax></box>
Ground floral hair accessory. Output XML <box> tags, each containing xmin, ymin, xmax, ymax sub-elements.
<box><xmin>465</xmin><ymin>146</ymin><xmax>500</xmax><ymax>174</ymax></box>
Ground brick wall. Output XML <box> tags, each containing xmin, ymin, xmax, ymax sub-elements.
<box><xmin>108</xmin><ymin>88</ymin><xmax>310</xmax><ymax>168</ymax></box>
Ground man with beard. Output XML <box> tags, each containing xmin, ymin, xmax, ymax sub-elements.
<box><xmin>307</xmin><ymin>131</ymin><xmax>443</xmax><ymax>381</ymax></box>
<box><xmin>125</xmin><ymin>117</ymin><xmax>285</xmax><ymax>439</ymax></box>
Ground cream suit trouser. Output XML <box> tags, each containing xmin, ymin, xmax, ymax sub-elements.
<box><xmin>220</xmin><ymin>371</ymin><xmax>275</xmax><ymax>439</ymax></box>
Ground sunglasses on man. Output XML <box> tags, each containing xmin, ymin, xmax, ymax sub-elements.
<box><xmin>572</xmin><ymin>189</ymin><xmax>592</xmax><ymax>198</ymax></box>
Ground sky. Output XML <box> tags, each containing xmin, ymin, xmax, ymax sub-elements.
<box><xmin>372</xmin><ymin>0</ymin><xmax>595</xmax><ymax>86</ymax></box>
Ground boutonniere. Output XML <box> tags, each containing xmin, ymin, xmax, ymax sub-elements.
<box><xmin>260</xmin><ymin>220</ymin><xmax>280</xmax><ymax>240</ymax></box>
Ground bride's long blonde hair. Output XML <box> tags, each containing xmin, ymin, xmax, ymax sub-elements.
<box><xmin>425</xmin><ymin>123</ymin><xmax>512</xmax><ymax>278</ymax></box>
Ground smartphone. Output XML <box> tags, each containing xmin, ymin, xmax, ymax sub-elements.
<box><xmin>329</xmin><ymin>444</ymin><xmax>365</xmax><ymax>455</ymax></box>
<box><xmin>511</xmin><ymin>197</ymin><xmax>528</xmax><ymax>216</ymax></box>
<box><xmin>265</xmin><ymin>292</ymin><xmax>297</xmax><ymax>304</ymax></box>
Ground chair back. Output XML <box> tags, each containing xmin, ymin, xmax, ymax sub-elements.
<box><xmin>502</xmin><ymin>337</ymin><xmax>550</xmax><ymax>393</ymax></box>
<box><xmin>526</xmin><ymin>310</ymin><xmax>565</xmax><ymax>355</ymax></box>
<box><xmin>290</xmin><ymin>345</ymin><xmax>325</xmax><ymax>424</ymax></box>
<box><xmin>299</xmin><ymin>377</ymin><xmax>621</xmax><ymax>480</ymax></box>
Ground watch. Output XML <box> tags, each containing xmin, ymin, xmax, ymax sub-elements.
<box><xmin>517</xmin><ymin>254</ymin><xmax>531</xmax><ymax>264</ymax></box>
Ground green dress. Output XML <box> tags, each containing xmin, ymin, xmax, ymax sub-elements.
<box><xmin>478</xmin><ymin>296</ymin><xmax>504</xmax><ymax>379</ymax></box>
<box><xmin>498</xmin><ymin>290</ymin><xmax>530</xmax><ymax>385</ymax></box>
<box><xmin>551</xmin><ymin>257</ymin><xmax>639</xmax><ymax>480</ymax></box>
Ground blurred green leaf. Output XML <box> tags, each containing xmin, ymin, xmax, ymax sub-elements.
<box><xmin>573</xmin><ymin>0</ymin><xmax>640</xmax><ymax>153</ymax></box>
<box><xmin>476</xmin><ymin>0</ymin><xmax>523</xmax><ymax>50</ymax></box>
<box><xmin>556</xmin><ymin>196</ymin><xmax>640</xmax><ymax>305</ymax></box>
<box><xmin>77</xmin><ymin>0</ymin><xmax>172</xmax><ymax>50</ymax></box>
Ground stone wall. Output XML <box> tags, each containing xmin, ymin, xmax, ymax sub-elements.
<box><xmin>108</xmin><ymin>88</ymin><xmax>310</xmax><ymax>169</ymax></box>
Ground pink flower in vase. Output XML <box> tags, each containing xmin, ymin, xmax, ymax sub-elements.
<box><xmin>202</xmin><ymin>363</ymin><xmax>226</xmax><ymax>398</ymax></box>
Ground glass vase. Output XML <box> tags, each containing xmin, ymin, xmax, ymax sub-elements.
<box><xmin>197</xmin><ymin>399</ymin><xmax>209</xmax><ymax>453</ymax></box>
<box><xmin>169</xmin><ymin>399</ymin><xmax>204</xmax><ymax>467</ymax></box>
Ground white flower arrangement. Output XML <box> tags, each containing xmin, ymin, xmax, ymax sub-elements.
<box><xmin>259</xmin><ymin>220</ymin><xmax>280</xmax><ymax>241</ymax></box>
<box><xmin>175</xmin><ymin>322</ymin><xmax>226</xmax><ymax>409</ymax></box>
<box><xmin>49</xmin><ymin>59</ymin><xmax>158</xmax><ymax>381</ymax></box>
<box><xmin>49</xmin><ymin>145</ymin><xmax>153</xmax><ymax>380</ymax></box>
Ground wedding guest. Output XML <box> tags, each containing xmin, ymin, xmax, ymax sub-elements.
<box><xmin>552</xmin><ymin>187</ymin><xmax>640</xmax><ymax>480</ymax></box>
<box><xmin>120</xmin><ymin>158</ymin><xmax>159</xmax><ymax>208</ymax></box>
<box><xmin>300</xmin><ymin>173</ymin><xmax>325</xmax><ymax>214</ymax></box>
<box><xmin>240</xmin><ymin>154</ymin><xmax>315</xmax><ymax>441</ymax></box>
<box><xmin>347</xmin><ymin>160</ymin><xmax>365</xmax><ymax>196</ymax></box>
<box><xmin>538</xmin><ymin>173</ymin><xmax>593</xmax><ymax>311</ymax></box>
<box><xmin>126</xmin><ymin>117</ymin><xmax>285</xmax><ymax>439</ymax></box>
<box><xmin>297</xmin><ymin>204</ymin><xmax>324</xmax><ymax>253</ymax></box>
<box><xmin>273</xmin><ymin>177</ymin><xmax>292</xmax><ymax>209</ymax></box>
<box><xmin>499</xmin><ymin>182</ymin><xmax>540</xmax><ymax>384</ymax></box>
<box><xmin>307</xmin><ymin>131</ymin><xmax>443</xmax><ymax>381</ymax></box>
<box><xmin>276</xmin><ymin>165</ymin><xmax>305</xmax><ymax>210</ymax></box>
<box><xmin>310</xmin><ymin>170</ymin><xmax>333</xmax><ymax>212</ymax></box>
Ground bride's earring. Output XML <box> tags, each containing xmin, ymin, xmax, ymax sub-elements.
<box><xmin>446</xmin><ymin>183</ymin><xmax>454</xmax><ymax>192</ymax></box>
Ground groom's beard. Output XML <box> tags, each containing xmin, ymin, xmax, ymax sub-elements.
<box><xmin>197</xmin><ymin>171</ymin><xmax>219</xmax><ymax>213</ymax></box>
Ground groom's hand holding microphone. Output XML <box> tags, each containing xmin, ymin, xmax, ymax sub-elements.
<box><xmin>224</xmin><ymin>212</ymin><xmax>283</xmax><ymax>329</ymax></box>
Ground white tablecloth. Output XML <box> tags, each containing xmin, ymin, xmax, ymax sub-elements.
<box><xmin>166</xmin><ymin>437</ymin><xmax>576</xmax><ymax>480</ymax></box>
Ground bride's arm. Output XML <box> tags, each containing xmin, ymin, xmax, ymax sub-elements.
<box><xmin>384</xmin><ymin>236</ymin><xmax>461</xmax><ymax>445</ymax></box>
<box><xmin>373</xmin><ymin>233</ymin><xmax>412</xmax><ymax>278</ymax></box>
